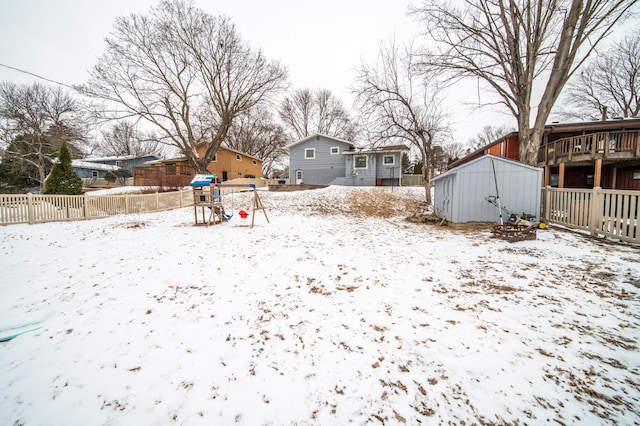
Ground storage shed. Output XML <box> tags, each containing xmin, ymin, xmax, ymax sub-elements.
<box><xmin>432</xmin><ymin>155</ymin><xmax>542</xmax><ymax>224</ymax></box>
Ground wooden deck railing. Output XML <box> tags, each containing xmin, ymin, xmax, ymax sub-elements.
<box><xmin>539</xmin><ymin>130</ymin><xmax>640</xmax><ymax>164</ymax></box>
<box><xmin>0</xmin><ymin>189</ymin><xmax>194</xmax><ymax>225</ymax></box>
<box><xmin>542</xmin><ymin>187</ymin><xmax>639</xmax><ymax>244</ymax></box>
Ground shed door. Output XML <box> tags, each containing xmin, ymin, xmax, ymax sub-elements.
<box><xmin>442</xmin><ymin>176</ymin><xmax>452</xmax><ymax>218</ymax></box>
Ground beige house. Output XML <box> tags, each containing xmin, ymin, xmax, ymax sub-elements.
<box><xmin>133</xmin><ymin>143</ymin><xmax>263</xmax><ymax>187</ymax></box>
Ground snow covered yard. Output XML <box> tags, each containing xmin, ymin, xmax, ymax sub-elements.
<box><xmin>1</xmin><ymin>186</ymin><xmax>639</xmax><ymax>425</ymax></box>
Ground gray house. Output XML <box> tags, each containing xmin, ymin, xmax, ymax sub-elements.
<box><xmin>79</xmin><ymin>155</ymin><xmax>161</xmax><ymax>174</ymax></box>
<box><xmin>432</xmin><ymin>155</ymin><xmax>542</xmax><ymax>223</ymax></box>
<box><xmin>287</xmin><ymin>134</ymin><xmax>409</xmax><ymax>186</ymax></box>
<box><xmin>71</xmin><ymin>160</ymin><xmax>119</xmax><ymax>179</ymax></box>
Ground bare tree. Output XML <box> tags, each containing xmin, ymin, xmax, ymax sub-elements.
<box><xmin>466</xmin><ymin>124</ymin><xmax>516</xmax><ymax>151</ymax></box>
<box><xmin>440</xmin><ymin>141</ymin><xmax>468</xmax><ymax>164</ymax></box>
<box><xmin>279</xmin><ymin>88</ymin><xmax>357</xmax><ymax>141</ymax></box>
<box><xmin>97</xmin><ymin>121</ymin><xmax>164</xmax><ymax>158</ymax></box>
<box><xmin>556</xmin><ymin>30</ymin><xmax>640</xmax><ymax>120</ymax></box>
<box><xmin>83</xmin><ymin>0</ymin><xmax>288</xmax><ymax>173</ymax></box>
<box><xmin>0</xmin><ymin>82</ymin><xmax>86</xmax><ymax>191</ymax></box>
<box><xmin>353</xmin><ymin>39</ymin><xmax>449</xmax><ymax>204</ymax></box>
<box><xmin>410</xmin><ymin>0</ymin><xmax>637</xmax><ymax>166</ymax></box>
<box><xmin>224</xmin><ymin>106</ymin><xmax>288</xmax><ymax>178</ymax></box>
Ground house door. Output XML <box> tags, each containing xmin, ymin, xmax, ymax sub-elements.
<box><xmin>222</xmin><ymin>171</ymin><xmax>228</xmax><ymax>182</ymax></box>
<box><xmin>295</xmin><ymin>170</ymin><xmax>303</xmax><ymax>184</ymax></box>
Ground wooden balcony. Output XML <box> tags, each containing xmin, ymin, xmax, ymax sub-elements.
<box><xmin>133</xmin><ymin>164</ymin><xmax>194</xmax><ymax>187</ymax></box>
<box><xmin>538</xmin><ymin>130</ymin><xmax>640</xmax><ymax>166</ymax></box>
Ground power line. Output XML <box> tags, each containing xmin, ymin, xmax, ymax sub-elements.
<box><xmin>0</xmin><ymin>63</ymin><xmax>75</xmax><ymax>89</ymax></box>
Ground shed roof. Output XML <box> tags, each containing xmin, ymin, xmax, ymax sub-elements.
<box><xmin>432</xmin><ymin>154</ymin><xmax>539</xmax><ymax>182</ymax></box>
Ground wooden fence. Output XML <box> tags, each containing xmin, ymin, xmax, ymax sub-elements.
<box><xmin>2</xmin><ymin>187</ymin><xmax>638</xmax><ymax>244</ymax></box>
<box><xmin>0</xmin><ymin>189</ymin><xmax>194</xmax><ymax>225</ymax></box>
<box><xmin>542</xmin><ymin>187</ymin><xmax>639</xmax><ymax>244</ymax></box>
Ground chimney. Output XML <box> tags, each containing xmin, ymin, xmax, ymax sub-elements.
<box><xmin>601</xmin><ymin>106</ymin><xmax>608</xmax><ymax>121</ymax></box>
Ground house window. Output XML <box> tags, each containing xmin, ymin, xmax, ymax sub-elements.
<box><xmin>166</xmin><ymin>163</ymin><xmax>176</xmax><ymax>175</ymax></box>
<box><xmin>115</xmin><ymin>160</ymin><xmax>123</xmax><ymax>168</ymax></box>
<box><xmin>354</xmin><ymin>155</ymin><xmax>368</xmax><ymax>169</ymax></box>
<box><xmin>633</xmin><ymin>171</ymin><xmax>640</xmax><ymax>180</ymax></box>
<box><xmin>383</xmin><ymin>155</ymin><xmax>395</xmax><ymax>165</ymax></box>
<box><xmin>252</xmin><ymin>159</ymin><xmax>257</xmax><ymax>165</ymax></box>
<box><xmin>305</xmin><ymin>148</ymin><xmax>316</xmax><ymax>159</ymax></box>
<box><xmin>92</xmin><ymin>170</ymin><xmax>98</xmax><ymax>178</ymax></box>
<box><xmin>212</xmin><ymin>154</ymin><xmax>217</xmax><ymax>162</ymax></box>
<box><xmin>330</xmin><ymin>146</ymin><xmax>340</xmax><ymax>155</ymax></box>
<box><xmin>236</xmin><ymin>154</ymin><xmax>242</xmax><ymax>161</ymax></box>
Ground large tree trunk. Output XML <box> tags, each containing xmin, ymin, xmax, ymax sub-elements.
<box><xmin>420</xmin><ymin>146</ymin><xmax>432</xmax><ymax>205</ymax></box>
<box><xmin>516</xmin><ymin>101</ymin><xmax>537</xmax><ymax>166</ymax></box>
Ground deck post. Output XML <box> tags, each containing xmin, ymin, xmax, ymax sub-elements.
<box><xmin>543</xmin><ymin>166</ymin><xmax>550</xmax><ymax>186</ymax></box>
<box><xmin>558</xmin><ymin>163</ymin><xmax>565</xmax><ymax>188</ymax></box>
<box><xmin>594</xmin><ymin>158</ymin><xmax>603</xmax><ymax>188</ymax></box>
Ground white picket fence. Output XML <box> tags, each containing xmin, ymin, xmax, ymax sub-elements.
<box><xmin>2</xmin><ymin>187</ymin><xmax>638</xmax><ymax>244</ymax></box>
<box><xmin>0</xmin><ymin>189</ymin><xmax>194</xmax><ymax>225</ymax></box>
<box><xmin>542</xmin><ymin>187</ymin><xmax>639</xmax><ymax>244</ymax></box>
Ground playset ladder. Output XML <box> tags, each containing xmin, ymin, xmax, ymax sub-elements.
<box><xmin>192</xmin><ymin>185</ymin><xmax>227</xmax><ymax>226</ymax></box>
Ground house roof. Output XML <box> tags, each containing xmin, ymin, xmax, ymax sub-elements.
<box><xmin>545</xmin><ymin>117</ymin><xmax>640</xmax><ymax>133</ymax></box>
<box><xmin>452</xmin><ymin>117</ymin><xmax>640</xmax><ymax>168</ymax></box>
<box><xmin>342</xmin><ymin>144</ymin><xmax>410</xmax><ymax>155</ymax></box>
<box><xmin>285</xmin><ymin>133</ymin><xmax>356</xmax><ymax>150</ymax></box>
<box><xmin>448</xmin><ymin>131</ymin><xmax>518</xmax><ymax>169</ymax></box>
<box><xmin>432</xmin><ymin>154</ymin><xmax>540</xmax><ymax>182</ymax></box>
<box><xmin>81</xmin><ymin>154</ymin><xmax>161</xmax><ymax>162</ymax></box>
<box><xmin>149</xmin><ymin>145</ymin><xmax>262</xmax><ymax>164</ymax></box>
<box><xmin>71</xmin><ymin>160</ymin><xmax>119</xmax><ymax>171</ymax></box>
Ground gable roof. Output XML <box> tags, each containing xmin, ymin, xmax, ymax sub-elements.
<box><xmin>195</xmin><ymin>143</ymin><xmax>263</xmax><ymax>162</ymax></box>
<box><xmin>285</xmin><ymin>133</ymin><xmax>356</xmax><ymax>150</ymax></box>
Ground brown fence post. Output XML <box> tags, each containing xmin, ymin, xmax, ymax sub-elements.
<box><xmin>588</xmin><ymin>187</ymin><xmax>602</xmax><ymax>236</ymax></box>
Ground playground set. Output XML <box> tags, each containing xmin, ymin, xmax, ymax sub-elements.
<box><xmin>190</xmin><ymin>174</ymin><xmax>269</xmax><ymax>228</ymax></box>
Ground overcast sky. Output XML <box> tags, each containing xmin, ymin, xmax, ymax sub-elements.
<box><xmin>0</xmin><ymin>0</ymin><xmax>566</xmax><ymax>145</ymax></box>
